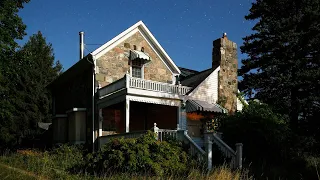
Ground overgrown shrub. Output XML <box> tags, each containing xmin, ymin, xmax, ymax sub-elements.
<box><xmin>83</xmin><ymin>131</ymin><xmax>190</xmax><ymax>176</ymax></box>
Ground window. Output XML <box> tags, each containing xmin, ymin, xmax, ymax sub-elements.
<box><xmin>131</xmin><ymin>59</ymin><xmax>143</xmax><ymax>78</ymax></box>
<box><xmin>132</xmin><ymin>66</ymin><xmax>142</xmax><ymax>78</ymax></box>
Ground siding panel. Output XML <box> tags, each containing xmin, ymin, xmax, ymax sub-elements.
<box><xmin>188</xmin><ymin>67</ymin><xmax>220</xmax><ymax>104</ymax></box>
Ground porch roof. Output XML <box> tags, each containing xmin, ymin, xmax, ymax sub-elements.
<box><xmin>186</xmin><ymin>99</ymin><xmax>227</xmax><ymax>113</ymax></box>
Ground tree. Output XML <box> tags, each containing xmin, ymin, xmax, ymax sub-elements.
<box><xmin>0</xmin><ymin>0</ymin><xmax>30</xmax><ymax>64</ymax></box>
<box><xmin>0</xmin><ymin>0</ymin><xmax>30</xmax><ymax>149</ymax></box>
<box><xmin>13</xmin><ymin>31</ymin><xmax>63</xmax><ymax>140</ymax></box>
<box><xmin>239</xmin><ymin>0</ymin><xmax>320</xmax><ymax>131</ymax></box>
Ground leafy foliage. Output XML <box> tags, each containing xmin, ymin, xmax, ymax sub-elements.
<box><xmin>0</xmin><ymin>0</ymin><xmax>30</xmax><ymax>150</ymax></box>
<box><xmin>239</xmin><ymin>0</ymin><xmax>320</xmax><ymax>132</ymax></box>
<box><xmin>0</xmin><ymin>0</ymin><xmax>30</xmax><ymax>60</ymax></box>
<box><xmin>83</xmin><ymin>131</ymin><xmax>190</xmax><ymax>176</ymax></box>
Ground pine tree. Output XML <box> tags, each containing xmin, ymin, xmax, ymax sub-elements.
<box><xmin>239</xmin><ymin>0</ymin><xmax>320</xmax><ymax>131</ymax></box>
<box><xmin>13</xmin><ymin>31</ymin><xmax>63</xmax><ymax>140</ymax></box>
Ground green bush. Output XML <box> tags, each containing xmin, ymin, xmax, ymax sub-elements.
<box><xmin>83</xmin><ymin>131</ymin><xmax>190</xmax><ymax>176</ymax></box>
<box><xmin>218</xmin><ymin>101</ymin><xmax>293</xmax><ymax>178</ymax></box>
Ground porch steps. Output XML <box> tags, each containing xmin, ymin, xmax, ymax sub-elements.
<box><xmin>191</xmin><ymin>137</ymin><xmax>205</xmax><ymax>149</ymax></box>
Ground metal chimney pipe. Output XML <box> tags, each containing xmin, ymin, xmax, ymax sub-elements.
<box><xmin>79</xmin><ymin>31</ymin><xmax>84</xmax><ymax>60</ymax></box>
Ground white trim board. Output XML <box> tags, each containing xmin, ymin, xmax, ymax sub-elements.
<box><xmin>126</xmin><ymin>95</ymin><xmax>181</xmax><ymax>107</ymax></box>
<box><xmin>66</xmin><ymin>108</ymin><xmax>87</xmax><ymax>114</ymax></box>
<box><xmin>90</xmin><ymin>20</ymin><xmax>181</xmax><ymax>75</ymax></box>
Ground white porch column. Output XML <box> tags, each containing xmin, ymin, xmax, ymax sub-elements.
<box><xmin>98</xmin><ymin>109</ymin><xmax>103</xmax><ymax>137</ymax></box>
<box><xmin>125</xmin><ymin>97</ymin><xmax>130</xmax><ymax>133</ymax></box>
<box><xmin>206</xmin><ymin>136</ymin><xmax>213</xmax><ymax>171</ymax></box>
<box><xmin>177</xmin><ymin>105</ymin><xmax>181</xmax><ymax>130</ymax></box>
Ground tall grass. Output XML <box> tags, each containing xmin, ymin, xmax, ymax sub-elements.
<box><xmin>0</xmin><ymin>148</ymin><xmax>252</xmax><ymax>180</ymax></box>
<box><xmin>0</xmin><ymin>163</ymin><xmax>37</xmax><ymax>180</ymax></box>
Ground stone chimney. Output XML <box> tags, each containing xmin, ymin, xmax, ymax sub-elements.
<box><xmin>212</xmin><ymin>33</ymin><xmax>238</xmax><ymax>114</ymax></box>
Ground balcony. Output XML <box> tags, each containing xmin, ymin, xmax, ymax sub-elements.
<box><xmin>98</xmin><ymin>74</ymin><xmax>192</xmax><ymax>98</ymax></box>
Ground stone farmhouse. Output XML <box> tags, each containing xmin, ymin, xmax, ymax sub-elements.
<box><xmin>47</xmin><ymin>21</ymin><xmax>245</xmax><ymax>161</ymax></box>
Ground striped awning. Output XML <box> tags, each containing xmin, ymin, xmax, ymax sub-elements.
<box><xmin>130</xmin><ymin>50</ymin><xmax>151</xmax><ymax>62</ymax></box>
<box><xmin>186</xmin><ymin>99</ymin><xmax>227</xmax><ymax>113</ymax></box>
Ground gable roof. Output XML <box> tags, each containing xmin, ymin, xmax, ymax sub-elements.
<box><xmin>178</xmin><ymin>66</ymin><xmax>199</xmax><ymax>78</ymax></box>
<box><xmin>180</xmin><ymin>68</ymin><xmax>213</xmax><ymax>88</ymax></box>
<box><xmin>90</xmin><ymin>21</ymin><xmax>181</xmax><ymax>74</ymax></box>
<box><xmin>180</xmin><ymin>64</ymin><xmax>220</xmax><ymax>95</ymax></box>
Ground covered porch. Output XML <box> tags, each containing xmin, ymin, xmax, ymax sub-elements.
<box><xmin>99</xmin><ymin>101</ymin><xmax>179</xmax><ymax>135</ymax></box>
<box><xmin>96</xmin><ymin>73</ymin><xmax>191</xmax><ymax>147</ymax></box>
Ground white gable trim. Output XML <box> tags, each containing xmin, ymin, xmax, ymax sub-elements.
<box><xmin>90</xmin><ymin>20</ymin><xmax>181</xmax><ymax>74</ymax></box>
<box><xmin>137</xmin><ymin>22</ymin><xmax>180</xmax><ymax>74</ymax></box>
<box><xmin>188</xmin><ymin>66</ymin><xmax>220</xmax><ymax>97</ymax></box>
<box><xmin>138</xmin><ymin>29</ymin><xmax>175</xmax><ymax>75</ymax></box>
<box><xmin>92</xmin><ymin>28</ymin><xmax>139</xmax><ymax>59</ymax></box>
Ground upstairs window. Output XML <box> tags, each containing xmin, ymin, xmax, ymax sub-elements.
<box><xmin>131</xmin><ymin>59</ymin><xmax>143</xmax><ymax>78</ymax></box>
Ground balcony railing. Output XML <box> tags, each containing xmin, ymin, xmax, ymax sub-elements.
<box><xmin>99</xmin><ymin>74</ymin><xmax>192</xmax><ymax>98</ymax></box>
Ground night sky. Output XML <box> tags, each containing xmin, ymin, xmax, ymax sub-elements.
<box><xmin>19</xmin><ymin>0</ymin><xmax>255</xmax><ymax>72</ymax></box>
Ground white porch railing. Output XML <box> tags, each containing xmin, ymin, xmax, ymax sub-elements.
<box><xmin>180</xmin><ymin>131</ymin><xmax>206</xmax><ymax>163</ymax></box>
<box><xmin>129</xmin><ymin>76</ymin><xmax>191</xmax><ymax>95</ymax></box>
<box><xmin>156</xmin><ymin>129</ymin><xmax>178</xmax><ymax>141</ymax></box>
<box><xmin>204</xmin><ymin>132</ymin><xmax>243</xmax><ymax>170</ymax></box>
<box><xmin>152</xmin><ymin>123</ymin><xmax>206</xmax><ymax>163</ymax></box>
<box><xmin>98</xmin><ymin>74</ymin><xmax>192</xmax><ymax>98</ymax></box>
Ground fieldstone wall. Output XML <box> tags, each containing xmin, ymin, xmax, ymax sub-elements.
<box><xmin>212</xmin><ymin>35</ymin><xmax>238</xmax><ymax>114</ymax></box>
<box><xmin>96</xmin><ymin>31</ymin><xmax>173</xmax><ymax>87</ymax></box>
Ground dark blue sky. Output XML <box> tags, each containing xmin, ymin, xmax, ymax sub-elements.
<box><xmin>19</xmin><ymin>0</ymin><xmax>254</xmax><ymax>72</ymax></box>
